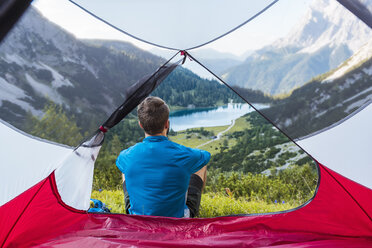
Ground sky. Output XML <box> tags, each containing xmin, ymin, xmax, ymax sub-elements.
<box><xmin>33</xmin><ymin>0</ymin><xmax>313</xmax><ymax>56</ymax></box>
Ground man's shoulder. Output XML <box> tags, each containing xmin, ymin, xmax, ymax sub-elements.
<box><xmin>166</xmin><ymin>140</ymin><xmax>211</xmax><ymax>172</ymax></box>
<box><xmin>166</xmin><ymin>139</ymin><xmax>192</xmax><ymax>151</ymax></box>
<box><xmin>118</xmin><ymin>142</ymin><xmax>143</xmax><ymax>156</ymax></box>
<box><xmin>168</xmin><ymin>139</ymin><xmax>210</xmax><ymax>157</ymax></box>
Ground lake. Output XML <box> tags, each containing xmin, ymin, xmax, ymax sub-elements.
<box><xmin>169</xmin><ymin>103</ymin><xmax>268</xmax><ymax>131</ymax></box>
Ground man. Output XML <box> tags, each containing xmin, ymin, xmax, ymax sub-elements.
<box><xmin>116</xmin><ymin>96</ymin><xmax>210</xmax><ymax>218</ymax></box>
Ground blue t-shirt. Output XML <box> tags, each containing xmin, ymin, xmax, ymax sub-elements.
<box><xmin>116</xmin><ymin>135</ymin><xmax>210</xmax><ymax>217</ymax></box>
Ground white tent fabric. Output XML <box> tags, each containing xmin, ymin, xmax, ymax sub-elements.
<box><xmin>0</xmin><ymin>120</ymin><xmax>99</xmax><ymax>210</ymax></box>
<box><xmin>69</xmin><ymin>0</ymin><xmax>277</xmax><ymax>50</ymax></box>
<box><xmin>55</xmin><ymin>138</ymin><xmax>102</xmax><ymax>210</ymax></box>
<box><xmin>0</xmin><ymin>120</ymin><xmax>71</xmax><ymax>206</ymax></box>
<box><xmin>298</xmin><ymin>103</ymin><xmax>372</xmax><ymax>189</ymax></box>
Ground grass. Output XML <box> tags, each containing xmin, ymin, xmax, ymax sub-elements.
<box><xmin>200</xmin><ymin>193</ymin><xmax>296</xmax><ymax>217</ymax></box>
<box><xmin>91</xmin><ymin>190</ymin><xmax>125</xmax><ymax>213</ymax></box>
<box><xmin>169</xmin><ymin>132</ymin><xmax>210</xmax><ymax>147</ymax></box>
<box><xmin>196</xmin><ymin>116</ymin><xmax>251</xmax><ymax>155</ymax></box>
<box><xmin>169</xmin><ymin>125</ymin><xmax>229</xmax><ymax>149</ymax></box>
<box><xmin>230</xmin><ymin>115</ymin><xmax>252</xmax><ymax>132</ymax></box>
<box><xmin>169</xmin><ymin>115</ymin><xmax>252</xmax><ymax>156</ymax></box>
<box><xmin>201</xmin><ymin>125</ymin><xmax>229</xmax><ymax>134</ymax></box>
<box><xmin>91</xmin><ymin>190</ymin><xmax>297</xmax><ymax>218</ymax></box>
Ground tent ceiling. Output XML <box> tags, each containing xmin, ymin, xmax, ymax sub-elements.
<box><xmin>69</xmin><ymin>0</ymin><xmax>278</xmax><ymax>50</ymax></box>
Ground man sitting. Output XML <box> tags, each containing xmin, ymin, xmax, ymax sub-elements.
<box><xmin>116</xmin><ymin>96</ymin><xmax>210</xmax><ymax>218</ymax></box>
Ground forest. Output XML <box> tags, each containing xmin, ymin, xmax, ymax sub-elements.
<box><xmin>153</xmin><ymin>67</ymin><xmax>272</xmax><ymax>107</ymax></box>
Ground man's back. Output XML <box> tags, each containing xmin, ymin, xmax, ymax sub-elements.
<box><xmin>116</xmin><ymin>135</ymin><xmax>210</xmax><ymax>217</ymax></box>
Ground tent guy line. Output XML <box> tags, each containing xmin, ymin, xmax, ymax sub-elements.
<box><xmin>185</xmin><ymin>51</ymin><xmax>321</xmax><ymax>172</ymax></box>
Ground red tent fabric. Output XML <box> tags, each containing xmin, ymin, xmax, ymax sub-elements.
<box><xmin>1</xmin><ymin>163</ymin><xmax>372</xmax><ymax>247</ymax></box>
<box><xmin>0</xmin><ymin>1</ymin><xmax>372</xmax><ymax>247</ymax></box>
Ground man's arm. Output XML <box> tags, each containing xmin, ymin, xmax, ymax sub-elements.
<box><xmin>189</xmin><ymin>149</ymin><xmax>210</xmax><ymax>191</ymax></box>
<box><xmin>194</xmin><ymin>165</ymin><xmax>207</xmax><ymax>191</ymax></box>
<box><xmin>121</xmin><ymin>173</ymin><xmax>131</xmax><ymax>214</ymax></box>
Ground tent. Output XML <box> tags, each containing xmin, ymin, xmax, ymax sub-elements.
<box><xmin>1</xmin><ymin>0</ymin><xmax>372</xmax><ymax>247</ymax></box>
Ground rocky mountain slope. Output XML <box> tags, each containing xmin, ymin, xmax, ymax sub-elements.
<box><xmin>263</xmin><ymin>40</ymin><xmax>372</xmax><ymax>138</ymax></box>
<box><xmin>0</xmin><ymin>7</ymin><xmax>164</xmax><ymax>130</ymax></box>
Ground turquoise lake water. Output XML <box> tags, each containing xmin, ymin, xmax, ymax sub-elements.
<box><xmin>169</xmin><ymin>103</ymin><xmax>268</xmax><ymax>131</ymax></box>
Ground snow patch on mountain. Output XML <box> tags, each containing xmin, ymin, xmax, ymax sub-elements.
<box><xmin>0</xmin><ymin>77</ymin><xmax>41</xmax><ymax>115</ymax></box>
<box><xmin>345</xmin><ymin>94</ymin><xmax>372</xmax><ymax>113</ymax></box>
<box><xmin>363</xmin><ymin>66</ymin><xmax>372</xmax><ymax>76</ymax></box>
<box><xmin>25</xmin><ymin>74</ymin><xmax>65</xmax><ymax>105</ymax></box>
<box><xmin>324</xmin><ymin>39</ymin><xmax>372</xmax><ymax>82</ymax></box>
<box><xmin>343</xmin><ymin>86</ymin><xmax>372</xmax><ymax>103</ymax></box>
<box><xmin>3</xmin><ymin>54</ymin><xmax>28</xmax><ymax>66</ymax></box>
<box><xmin>0</xmin><ymin>77</ymin><xmax>28</xmax><ymax>102</ymax></box>
<box><xmin>80</xmin><ymin>58</ymin><xmax>99</xmax><ymax>79</ymax></box>
<box><xmin>39</xmin><ymin>63</ymin><xmax>74</xmax><ymax>88</ymax></box>
<box><xmin>342</xmin><ymin>73</ymin><xmax>362</xmax><ymax>88</ymax></box>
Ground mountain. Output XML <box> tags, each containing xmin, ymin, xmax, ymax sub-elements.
<box><xmin>150</xmin><ymin>48</ymin><xmax>245</xmax><ymax>79</ymax></box>
<box><xmin>0</xmin><ymin>7</ymin><xmax>165</xmax><ymax>131</ymax></box>
<box><xmin>222</xmin><ymin>0</ymin><xmax>372</xmax><ymax>95</ymax></box>
<box><xmin>187</xmin><ymin>48</ymin><xmax>246</xmax><ymax>77</ymax></box>
<box><xmin>273</xmin><ymin>0</ymin><xmax>371</xmax><ymax>53</ymax></box>
<box><xmin>0</xmin><ymin>7</ymin><xmax>269</xmax><ymax>133</ymax></box>
<box><xmin>263</xmin><ymin>39</ymin><xmax>372</xmax><ymax>138</ymax></box>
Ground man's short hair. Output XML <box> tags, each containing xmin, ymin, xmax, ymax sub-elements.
<box><xmin>137</xmin><ymin>97</ymin><xmax>169</xmax><ymax>135</ymax></box>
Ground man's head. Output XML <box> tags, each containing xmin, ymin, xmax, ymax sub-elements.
<box><xmin>137</xmin><ymin>96</ymin><xmax>170</xmax><ymax>135</ymax></box>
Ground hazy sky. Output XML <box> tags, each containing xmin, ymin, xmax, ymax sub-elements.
<box><xmin>33</xmin><ymin>0</ymin><xmax>312</xmax><ymax>56</ymax></box>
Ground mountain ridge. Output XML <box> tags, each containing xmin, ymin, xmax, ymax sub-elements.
<box><xmin>222</xmin><ymin>0</ymin><xmax>372</xmax><ymax>95</ymax></box>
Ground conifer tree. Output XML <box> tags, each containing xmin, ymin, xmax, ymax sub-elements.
<box><xmin>30</xmin><ymin>102</ymin><xmax>83</xmax><ymax>146</ymax></box>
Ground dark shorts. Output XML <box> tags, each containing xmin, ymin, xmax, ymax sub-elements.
<box><xmin>122</xmin><ymin>173</ymin><xmax>204</xmax><ymax>218</ymax></box>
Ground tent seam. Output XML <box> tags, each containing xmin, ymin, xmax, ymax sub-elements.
<box><xmin>321</xmin><ymin>164</ymin><xmax>372</xmax><ymax>223</ymax></box>
<box><xmin>67</xmin><ymin>0</ymin><xmax>279</xmax><ymax>51</ymax></box>
<box><xmin>49</xmin><ymin>172</ymin><xmax>87</xmax><ymax>214</ymax></box>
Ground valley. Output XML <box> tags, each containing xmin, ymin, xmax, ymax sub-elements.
<box><xmin>91</xmin><ymin>110</ymin><xmax>317</xmax><ymax>217</ymax></box>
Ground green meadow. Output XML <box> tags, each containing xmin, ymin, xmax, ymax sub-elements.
<box><xmin>169</xmin><ymin>115</ymin><xmax>252</xmax><ymax>155</ymax></box>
